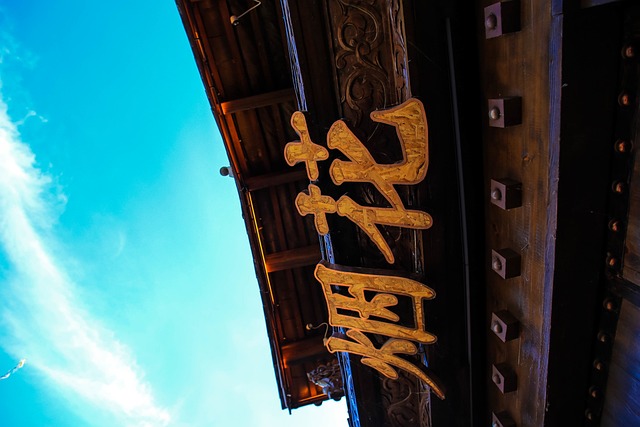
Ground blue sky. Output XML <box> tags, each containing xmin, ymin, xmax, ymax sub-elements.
<box><xmin>0</xmin><ymin>1</ymin><xmax>346</xmax><ymax>426</ymax></box>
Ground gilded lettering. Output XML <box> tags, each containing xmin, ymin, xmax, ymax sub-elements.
<box><xmin>284</xmin><ymin>111</ymin><xmax>329</xmax><ymax>181</ymax></box>
<box><xmin>286</xmin><ymin>99</ymin><xmax>431</xmax><ymax>263</ymax></box>
<box><xmin>326</xmin><ymin>329</ymin><xmax>445</xmax><ymax>400</ymax></box>
<box><xmin>314</xmin><ymin>262</ymin><xmax>436</xmax><ymax>344</ymax></box>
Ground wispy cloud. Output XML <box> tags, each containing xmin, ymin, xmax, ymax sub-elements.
<box><xmin>0</xmin><ymin>88</ymin><xmax>170</xmax><ymax>426</ymax></box>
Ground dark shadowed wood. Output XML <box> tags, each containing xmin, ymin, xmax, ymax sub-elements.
<box><xmin>244</xmin><ymin>169</ymin><xmax>307</xmax><ymax>191</ymax></box>
<box><xmin>282</xmin><ymin>336</ymin><xmax>327</xmax><ymax>365</ymax></box>
<box><xmin>545</xmin><ymin>4</ymin><xmax>622</xmax><ymax>425</ymax></box>
<box><xmin>601</xmin><ymin>301</ymin><xmax>640</xmax><ymax>426</ymax></box>
<box><xmin>623</xmin><ymin>83</ymin><xmax>640</xmax><ymax>285</ymax></box>
<box><xmin>221</xmin><ymin>88</ymin><xmax>296</xmax><ymax>115</ymax></box>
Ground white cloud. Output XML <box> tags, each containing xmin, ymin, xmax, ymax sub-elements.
<box><xmin>0</xmin><ymin>88</ymin><xmax>170</xmax><ymax>426</ymax></box>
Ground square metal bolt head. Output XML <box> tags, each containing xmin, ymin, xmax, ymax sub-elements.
<box><xmin>491</xmin><ymin>248</ymin><xmax>521</xmax><ymax>279</ymax></box>
<box><xmin>490</xmin><ymin>178</ymin><xmax>522</xmax><ymax>210</ymax></box>
<box><xmin>484</xmin><ymin>1</ymin><xmax>521</xmax><ymax>39</ymax></box>
<box><xmin>491</xmin><ymin>310</ymin><xmax>520</xmax><ymax>342</ymax></box>
<box><xmin>492</xmin><ymin>363</ymin><xmax>517</xmax><ymax>393</ymax></box>
<box><xmin>488</xmin><ymin>97</ymin><xmax>522</xmax><ymax>128</ymax></box>
<box><xmin>492</xmin><ymin>411</ymin><xmax>516</xmax><ymax>427</ymax></box>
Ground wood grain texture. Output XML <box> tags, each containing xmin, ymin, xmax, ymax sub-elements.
<box><xmin>478</xmin><ymin>0</ymin><xmax>558</xmax><ymax>424</ymax></box>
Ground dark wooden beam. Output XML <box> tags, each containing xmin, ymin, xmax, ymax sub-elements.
<box><xmin>244</xmin><ymin>169</ymin><xmax>307</xmax><ymax>192</ymax></box>
<box><xmin>265</xmin><ymin>245</ymin><xmax>321</xmax><ymax>273</ymax></box>
<box><xmin>281</xmin><ymin>335</ymin><xmax>327</xmax><ymax>366</ymax></box>
<box><xmin>221</xmin><ymin>88</ymin><xmax>295</xmax><ymax>115</ymax></box>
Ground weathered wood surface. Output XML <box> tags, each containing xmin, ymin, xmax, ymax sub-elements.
<box><xmin>478</xmin><ymin>0</ymin><xmax>559</xmax><ymax>424</ymax></box>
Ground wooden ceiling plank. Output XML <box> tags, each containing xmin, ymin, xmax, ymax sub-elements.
<box><xmin>224</xmin><ymin>100</ymin><xmax>271</xmax><ymax>176</ymax></box>
<box><xmin>223</xmin><ymin>114</ymin><xmax>249</xmax><ymax>175</ymax></box>
<box><xmin>267</xmin><ymin>103</ymin><xmax>292</xmax><ymax>169</ymax></box>
<box><xmin>252</xmin><ymin>108</ymin><xmax>286</xmax><ymax>172</ymax></box>
<box><xmin>288</xmin><ymin>182</ymin><xmax>313</xmax><ymax>246</ymax></box>
<box><xmin>217</xmin><ymin>0</ymin><xmax>251</xmax><ymax>96</ymax></box>
<box><xmin>247</xmin><ymin>2</ymin><xmax>276</xmax><ymax>90</ymax></box>
<box><xmin>191</xmin><ymin>4</ymin><xmax>226</xmax><ymax>99</ymax></box>
<box><xmin>276</xmin><ymin>184</ymin><xmax>303</xmax><ymax>249</ymax></box>
<box><xmin>285</xmin><ymin>269</ymin><xmax>306</xmax><ymax>342</ymax></box>
<box><xmin>290</xmin><ymin>264</ymin><xmax>326</xmax><ymax>333</ymax></box>
<box><xmin>267</xmin><ymin>185</ymin><xmax>288</xmax><ymax>248</ymax></box>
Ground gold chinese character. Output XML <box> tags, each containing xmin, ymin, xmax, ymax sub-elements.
<box><xmin>326</xmin><ymin>329</ymin><xmax>445</xmax><ymax>400</ymax></box>
<box><xmin>286</xmin><ymin>99</ymin><xmax>432</xmax><ymax>264</ymax></box>
<box><xmin>284</xmin><ymin>111</ymin><xmax>329</xmax><ymax>180</ymax></box>
<box><xmin>295</xmin><ymin>184</ymin><xmax>337</xmax><ymax>235</ymax></box>
<box><xmin>328</xmin><ymin>99</ymin><xmax>431</xmax><ymax>263</ymax></box>
<box><xmin>314</xmin><ymin>261</ymin><xmax>444</xmax><ymax>399</ymax></box>
<box><xmin>314</xmin><ymin>262</ymin><xmax>436</xmax><ymax>344</ymax></box>
<box><xmin>328</xmin><ymin>98</ymin><xmax>429</xmax><ymax>207</ymax></box>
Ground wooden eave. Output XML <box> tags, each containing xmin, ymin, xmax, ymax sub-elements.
<box><xmin>175</xmin><ymin>0</ymin><xmax>334</xmax><ymax>410</ymax></box>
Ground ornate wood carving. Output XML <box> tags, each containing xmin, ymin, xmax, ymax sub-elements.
<box><xmin>327</xmin><ymin>0</ymin><xmax>410</xmax><ymax>130</ymax></box>
<box><xmin>307</xmin><ymin>358</ymin><xmax>345</xmax><ymax>400</ymax></box>
<box><xmin>381</xmin><ymin>369</ymin><xmax>430</xmax><ymax>427</ymax></box>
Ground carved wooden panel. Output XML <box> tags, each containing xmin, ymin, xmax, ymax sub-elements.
<box><xmin>382</xmin><ymin>369</ymin><xmax>430</xmax><ymax>427</ymax></box>
<box><xmin>326</xmin><ymin>0</ymin><xmax>410</xmax><ymax>131</ymax></box>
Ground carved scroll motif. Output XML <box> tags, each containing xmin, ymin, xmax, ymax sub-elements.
<box><xmin>382</xmin><ymin>369</ymin><xmax>421</xmax><ymax>427</ymax></box>
<box><xmin>307</xmin><ymin>358</ymin><xmax>345</xmax><ymax>400</ymax></box>
<box><xmin>332</xmin><ymin>0</ymin><xmax>388</xmax><ymax>128</ymax></box>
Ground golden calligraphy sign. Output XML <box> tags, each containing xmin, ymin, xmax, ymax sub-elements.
<box><xmin>315</xmin><ymin>262</ymin><xmax>444</xmax><ymax>400</ymax></box>
<box><xmin>284</xmin><ymin>99</ymin><xmax>431</xmax><ymax>264</ymax></box>
<box><xmin>284</xmin><ymin>98</ymin><xmax>444</xmax><ymax>399</ymax></box>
